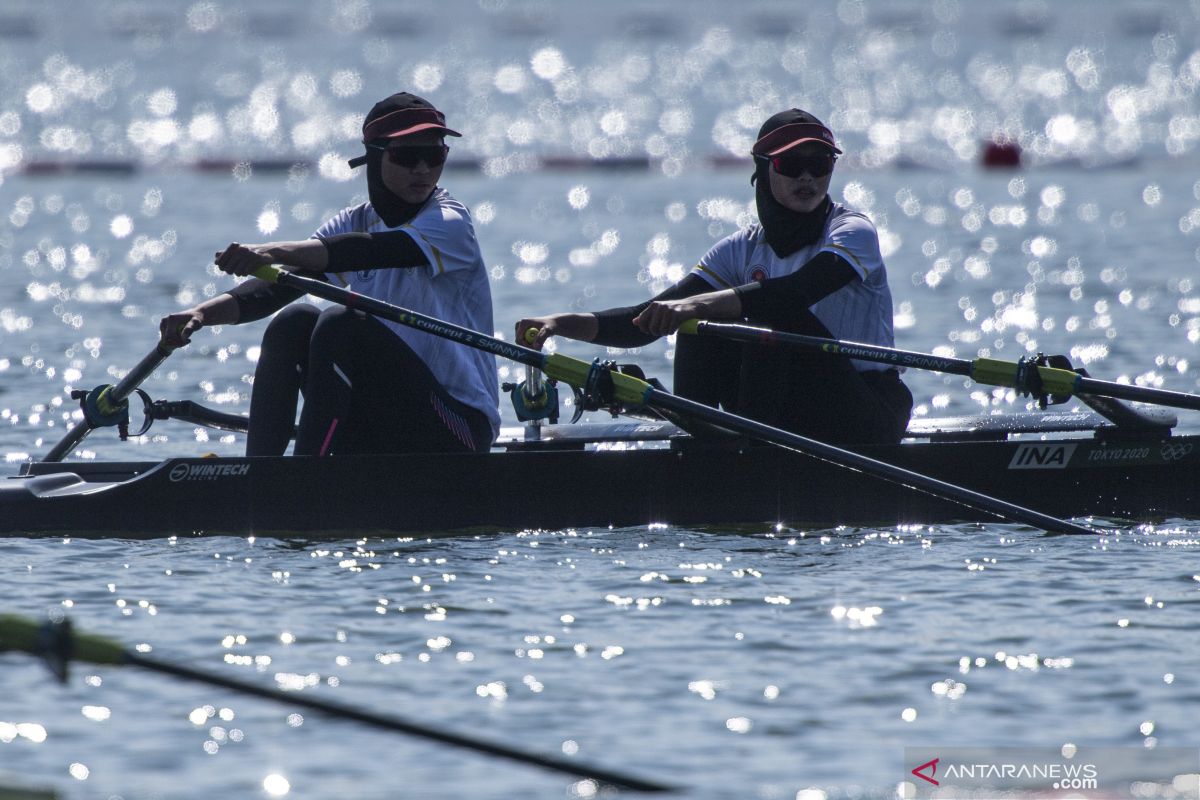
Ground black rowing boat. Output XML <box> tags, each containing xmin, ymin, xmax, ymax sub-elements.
<box><xmin>3</xmin><ymin>409</ymin><xmax>1195</xmax><ymax>537</ymax></box>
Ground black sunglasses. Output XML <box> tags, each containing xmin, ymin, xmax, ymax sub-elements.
<box><xmin>757</xmin><ymin>152</ymin><xmax>837</xmax><ymax>178</ymax></box>
<box><xmin>369</xmin><ymin>143</ymin><xmax>449</xmax><ymax>168</ymax></box>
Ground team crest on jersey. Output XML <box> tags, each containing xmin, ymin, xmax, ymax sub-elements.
<box><xmin>357</xmin><ymin>270</ymin><xmax>374</xmax><ymax>280</ymax></box>
<box><xmin>749</xmin><ymin>265</ymin><xmax>769</xmax><ymax>281</ymax></box>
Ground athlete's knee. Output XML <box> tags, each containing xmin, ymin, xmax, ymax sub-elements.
<box><xmin>306</xmin><ymin>306</ymin><xmax>372</xmax><ymax>369</ymax></box>
<box><xmin>262</xmin><ymin>303</ymin><xmax>319</xmax><ymax>348</ymax></box>
<box><xmin>310</xmin><ymin>305</ymin><xmax>362</xmax><ymax>342</ymax></box>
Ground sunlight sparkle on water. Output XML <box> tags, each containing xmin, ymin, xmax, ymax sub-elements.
<box><xmin>263</xmin><ymin>773</ymin><xmax>290</xmax><ymax>796</ymax></box>
<box><xmin>411</xmin><ymin>63</ymin><xmax>444</xmax><ymax>93</ymax></box>
<box><xmin>530</xmin><ymin>47</ymin><xmax>566</xmax><ymax>80</ymax></box>
<box><xmin>931</xmin><ymin>679</ymin><xmax>967</xmax><ymax>699</ymax></box>
<box><xmin>257</xmin><ymin>207</ymin><xmax>280</xmax><ymax>235</ymax></box>
<box><xmin>831</xmin><ymin>605</ymin><xmax>883</xmax><ymax>627</ymax></box>
<box><xmin>80</xmin><ymin>706</ymin><xmax>110</xmax><ymax>722</ymax></box>
<box><xmin>571</xmin><ymin>779</ymin><xmax>598</xmax><ymax>799</ymax></box>
<box><xmin>494</xmin><ymin>65</ymin><xmax>527</xmax><ymax>95</ymax></box>
<box><xmin>567</xmin><ymin>185</ymin><xmax>590</xmax><ymax>210</ymax></box>
<box><xmin>109</xmin><ymin>215</ymin><xmax>133</xmax><ymax>238</ymax></box>
<box><xmin>0</xmin><ymin>722</ymin><xmax>46</xmax><ymax>743</ymax></box>
<box><xmin>726</xmin><ymin>717</ymin><xmax>752</xmax><ymax>734</ymax></box>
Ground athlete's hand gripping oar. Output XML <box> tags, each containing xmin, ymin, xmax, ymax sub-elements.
<box><xmin>678</xmin><ymin>319</ymin><xmax>1200</xmax><ymax>414</ymax></box>
<box><xmin>251</xmin><ymin>266</ymin><xmax>1093</xmax><ymax>534</ymax></box>
<box><xmin>43</xmin><ymin>338</ymin><xmax>178</xmax><ymax>463</ymax></box>
<box><xmin>0</xmin><ymin>615</ymin><xmax>677</xmax><ymax>794</ymax></box>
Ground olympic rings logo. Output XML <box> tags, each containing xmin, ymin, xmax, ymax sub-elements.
<box><xmin>1160</xmin><ymin>442</ymin><xmax>1194</xmax><ymax>461</ymax></box>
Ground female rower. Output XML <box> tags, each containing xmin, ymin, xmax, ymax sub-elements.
<box><xmin>516</xmin><ymin>109</ymin><xmax>912</xmax><ymax>445</ymax></box>
<box><xmin>160</xmin><ymin>92</ymin><xmax>499</xmax><ymax>456</ymax></box>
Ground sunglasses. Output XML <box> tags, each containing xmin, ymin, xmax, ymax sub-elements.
<box><xmin>369</xmin><ymin>143</ymin><xmax>449</xmax><ymax>168</ymax></box>
<box><xmin>757</xmin><ymin>152</ymin><xmax>837</xmax><ymax>178</ymax></box>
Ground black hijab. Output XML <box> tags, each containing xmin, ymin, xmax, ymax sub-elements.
<box><xmin>365</xmin><ymin>147</ymin><xmax>427</xmax><ymax>228</ymax></box>
<box><xmin>753</xmin><ymin>162</ymin><xmax>832</xmax><ymax>258</ymax></box>
<box><xmin>750</xmin><ymin>109</ymin><xmax>839</xmax><ymax>258</ymax></box>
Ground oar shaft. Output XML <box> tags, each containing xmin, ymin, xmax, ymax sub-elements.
<box><xmin>110</xmin><ymin>343</ymin><xmax>175</xmax><ymax>403</ymax></box>
<box><xmin>646</xmin><ymin>388</ymin><xmax>1095</xmax><ymax>535</ymax></box>
<box><xmin>683</xmin><ymin>321</ymin><xmax>975</xmax><ymax>376</ymax></box>
<box><xmin>1074</xmin><ymin>374</ymin><xmax>1200</xmax><ymax>411</ymax></box>
<box><xmin>42</xmin><ymin>419</ymin><xmax>94</xmax><ymax>464</ymax></box>
<box><xmin>0</xmin><ymin>615</ymin><xmax>673</xmax><ymax>793</ymax></box>
<box><xmin>127</xmin><ymin>654</ymin><xmax>672</xmax><ymax>792</ymax></box>
<box><xmin>43</xmin><ymin>343</ymin><xmax>175</xmax><ymax>462</ymax></box>
<box><xmin>260</xmin><ymin>269</ymin><xmax>651</xmax><ymax>407</ymax></box>
<box><xmin>685</xmin><ymin>320</ymin><xmax>1200</xmax><ymax>413</ymax></box>
<box><xmin>259</xmin><ymin>268</ymin><xmax>547</xmax><ymax>371</ymax></box>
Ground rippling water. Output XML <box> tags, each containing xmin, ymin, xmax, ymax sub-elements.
<box><xmin>2</xmin><ymin>1</ymin><xmax>1200</xmax><ymax>798</ymax></box>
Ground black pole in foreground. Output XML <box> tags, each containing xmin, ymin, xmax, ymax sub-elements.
<box><xmin>0</xmin><ymin>615</ymin><xmax>677</xmax><ymax>793</ymax></box>
<box><xmin>133</xmin><ymin>653</ymin><xmax>676</xmax><ymax>793</ymax></box>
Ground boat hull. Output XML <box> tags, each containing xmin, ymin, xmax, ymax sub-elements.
<box><xmin>3</xmin><ymin>433</ymin><xmax>1197</xmax><ymax>537</ymax></box>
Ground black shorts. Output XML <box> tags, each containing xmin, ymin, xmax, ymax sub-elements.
<box><xmin>673</xmin><ymin>310</ymin><xmax>913</xmax><ymax>445</ymax></box>
<box><xmin>247</xmin><ymin>304</ymin><xmax>493</xmax><ymax>457</ymax></box>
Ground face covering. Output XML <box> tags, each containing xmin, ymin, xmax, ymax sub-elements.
<box><xmin>365</xmin><ymin>147</ymin><xmax>427</xmax><ymax>227</ymax></box>
<box><xmin>752</xmin><ymin>160</ymin><xmax>832</xmax><ymax>258</ymax></box>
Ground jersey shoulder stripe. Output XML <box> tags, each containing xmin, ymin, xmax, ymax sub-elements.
<box><xmin>694</xmin><ymin>263</ymin><xmax>734</xmax><ymax>288</ymax></box>
<box><xmin>822</xmin><ymin>243</ymin><xmax>868</xmax><ymax>277</ymax></box>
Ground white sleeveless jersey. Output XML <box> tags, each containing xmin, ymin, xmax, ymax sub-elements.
<box><xmin>692</xmin><ymin>202</ymin><xmax>896</xmax><ymax>372</ymax></box>
<box><xmin>313</xmin><ymin>188</ymin><xmax>500</xmax><ymax>440</ymax></box>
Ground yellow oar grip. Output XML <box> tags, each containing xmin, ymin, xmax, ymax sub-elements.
<box><xmin>1035</xmin><ymin>366</ymin><xmax>1082</xmax><ymax>395</ymax></box>
<box><xmin>523</xmin><ymin>327</ymin><xmax>540</xmax><ymax>345</ymax></box>
<box><xmin>251</xmin><ymin>265</ymin><xmax>282</xmax><ymax>284</ymax></box>
<box><xmin>93</xmin><ymin>385</ymin><xmax>123</xmax><ymax>416</ymax></box>
<box><xmin>543</xmin><ymin>353</ymin><xmax>653</xmax><ymax>406</ymax></box>
<box><xmin>0</xmin><ymin>615</ymin><xmax>126</xmax><ymax>666</ymax></box>
<box><xmin>972</xmin><ymin>359</ymin><xmax>1081</xmax><ymax>395</ymax></box>
<box><xmin>677</xmin><ymin>319</ymin><xmax>700</xmax><ymax>335</ymax></box>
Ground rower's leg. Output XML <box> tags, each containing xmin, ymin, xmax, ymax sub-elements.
<box><xmin>293</xmin><ymin>306</ymin><xmax>361</xmax><ymax>456</ymax></box>
<box><xmin>293</xmin><ymin>306</ymin><xmax>491</xmax><ymax>456</ymax></box>
<box><xmin>737</xmin><ymin>311</ymin><xmax>914</xmax><ymax>444</ymax></box>
<box><xmin>246</xmin><ymin>304</ymin><xmax>318</xmax><ymax>456</ymax></box>
<box><xmin>673</xmin><ymin>330</ymin><xmax>741</xmax><ymax>411</ymax></box>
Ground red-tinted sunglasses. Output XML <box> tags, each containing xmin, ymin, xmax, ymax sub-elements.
<box><xmin>757</xmin><ymin>152</ymin><xmax>837</xmax><ymax>178</ymax></box>
<box><xmin>369</xmin><ymin>143</ymin><xmax>449</xmax><ymax>168</ymax></box>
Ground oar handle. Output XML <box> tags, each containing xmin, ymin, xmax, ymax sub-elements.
<box><xmin>252</xmin><ymin>264</ymin><xmax>281</xmax><ymax>283</ymax></box>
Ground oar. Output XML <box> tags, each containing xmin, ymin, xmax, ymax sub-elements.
<box><xmin>43</xmin><ymin>340</ymin><xmax>176</xmax><ymax>462</ymax></box>
<box><xmin>251</xmin><ymin>266</ymin><xmax>1093</xmax><ymax>534</ymax></box>
<box><xmin>678</xmin><ymin>320</ymin><xmax>1200</xmax><ymax>413</ymax></box>
<box><xmin>0</xmin><ymin>615</ymin><xmax>676</xmax><ymax>794</ymax></box>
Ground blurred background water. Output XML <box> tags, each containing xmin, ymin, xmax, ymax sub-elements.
<box><xmin>2</xmin><ymin>1</ymin><xmax>1200</xmax><ymax>799</ymax></box>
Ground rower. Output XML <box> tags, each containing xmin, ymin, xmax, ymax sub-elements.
<box><xmin>517</xmin><ymin>109</ymin><xmax>913</xmax><ymax>445</ymax></box>
<box><xmin>158</xmin><ymin>92</ymin><xmax>500</xmax><ymax>456</ymax></box>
